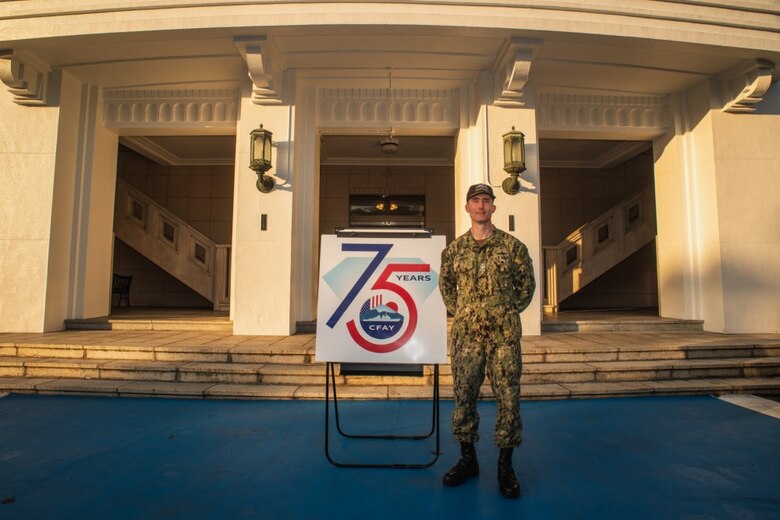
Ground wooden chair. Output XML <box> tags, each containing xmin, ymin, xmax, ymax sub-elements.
<box><xmin>112</xmin><ymin>274</ymin><xmax>133</xmax><ymax>307</ymax></box>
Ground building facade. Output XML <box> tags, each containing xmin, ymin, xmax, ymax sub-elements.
<box><xmin>1</xmin><ymin>1</ymin><xmax>778</xmax><ymax>335</ymax></box>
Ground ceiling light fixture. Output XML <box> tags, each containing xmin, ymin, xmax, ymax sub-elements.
<box><xmin>380</xmin><ymin>68</ymin><xmax>399</xmax><ymax>154</ymax></box>
<box><xmin>380</xmin><ymin>137</ymin><xmax>399</xmax><ymax>154</ymax></box>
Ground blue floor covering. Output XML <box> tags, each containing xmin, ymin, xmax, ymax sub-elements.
<box><xmin>1</xmin><ymin>394</ymin><xmax>779</xmax><ymax>520</ymax></box>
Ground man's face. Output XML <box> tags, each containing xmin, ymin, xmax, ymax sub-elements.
<box><xmin>465</xmin><ymin>194</ymin><xmax>496</xmax><ymax>224</ymax></box>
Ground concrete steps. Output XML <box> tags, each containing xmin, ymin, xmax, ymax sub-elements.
<box><xmin>1</xmin><ymin>330</ymin><xmax>778</xmax><ymax>400</ymax></box>
<box><xmin>64</xmin><ymin>317</ymin><xmax>233</xmax><ymax>332</ymax></box>
<box><xmin>2</xmin><ymin>356</ymin><xmax>779</xmax><ymax>386</ymax></box>
<box><xmin>541</xmin><ymin>316</ymin><xmax>704</xmax><ymax>333</ymax></box>
<box><xmin>1</xmin><ymin>376</ymin><xmax>778</xmax><ymax>401</ymax></box>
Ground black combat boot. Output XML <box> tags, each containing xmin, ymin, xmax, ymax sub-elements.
<box><xmin>442</xmin><ymin>442</ymin><xmax>479</xmax><ymax>487</ymax></box>
<box><xmin>498</xmin><ymin>447</ymin><xmax>521</xmax><ymax>499</ymax></box>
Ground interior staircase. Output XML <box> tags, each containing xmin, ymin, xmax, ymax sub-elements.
<box><xmin>1</xmin><ymin>326</ymin><xmax>778</xmax><ymax>401</ymax></box>
<box><xmin>113</xmin><ymin>179</ymin><xmax>230</xmax><ymax>311</ymax></box>
<box><xmin>544</xmin><ymin>185</ymin><xmax>657</xmax><ymax>312</ymax></box>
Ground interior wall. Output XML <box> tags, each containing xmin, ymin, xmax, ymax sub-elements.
<box><xmin>319</xmin><ymin>164</ymin><xmax>455</xmax><ymax>243</ymax></box>
<box><xmin>113</xmin><ymin>146</ymin><xmax>234</xmax><ymax>308</ymax></box>
<box><xmin>541</xmin><ymin>148</ymin><xmax>658</xmax><ymax>309</ymax></box>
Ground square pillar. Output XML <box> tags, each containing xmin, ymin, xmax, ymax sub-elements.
<box><xmin>0</xmin><ymin>71</ymin><xmax>117</xmax><ymax>332</ymax></box>
<box><xmin>454</xmin><ymin>79</ymin><xmax>542</xmax><ymax>336</ymax></box>
<box><xmin>46</xmin><ymin>74</ymin><xmax>118</xmax><ymax>328</ymax></box>
<box><xmin>0</xmin><ymin>78</ymin><xmax>60</xmax><ymax>331</ymax></box>
<box><xmin>654</xmin><ymin>82</ymin><xmax>726</xmax><ymax>331</ymax></box>
<box><xmin>231</xmin><ymin>80</ymin><xmax>296</xmax><ymax>335</ymax></box>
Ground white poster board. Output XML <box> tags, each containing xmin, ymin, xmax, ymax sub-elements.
<box><xmin>315</xmin><ymin>231</ymin><xmax>447</xmax><ymax>364</ymax></box>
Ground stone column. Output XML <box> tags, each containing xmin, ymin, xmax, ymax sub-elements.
<box><xmin>231</xmin><ymin>73</ymin><xmax>298</xmax><ymax>335</ymax></box>
<box><xmin>454</xmin><ymin>74</ymin><xmax>542</xmax><ymax>336</ymax></box>
<box><xmin>654</xmin><ymin>82</ymin><xmax>723</xmax><ymax>330</ymax></box>
<box><xmin>0</xmin><ymin>68</ymin><xmax>117</xmax><ymax>332</ymax></box>
<box><xmin>290</xmin><ymin>81</ymin><xmax>319</xmax><ymax>326</ymax></box>
<box><xmin>0</xmin><ymin>70</ymin><xmax>61</xmax><ymax>332</ymax></box>
<box><xmin>47</xmin><ymin>73</ymin><xmax>118</xmax><ymax>328</ymax></box>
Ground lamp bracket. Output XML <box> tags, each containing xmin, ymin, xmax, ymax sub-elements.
<box><xmin>256</xmin><ymin>173</ymin><xmax>275</xmax><ymax>193</ymax></box>
<box><xmin>502</xmin><ymin>174</ymin><xmax>521</xmax><ymax>196</ymax></box>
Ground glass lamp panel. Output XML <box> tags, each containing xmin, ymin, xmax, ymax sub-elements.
<box><xmin>262</xmin><ymin>133</ymin><xmax>272</xmax><ymax>164</ymax></box>
<box><xmin>251</xmin><ymin>133</ymin><xmax>262</xmax><ymax>164</ymax></box>
<box><xmin>511</xmin><ymin>138</ymin><xmax>524</xmax><ymax>165</ymax></box>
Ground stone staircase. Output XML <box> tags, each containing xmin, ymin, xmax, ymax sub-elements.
<box><xmin>544</xmin><ymin>185</ymin><xmax>657</xmax><ymax>312</ymax></box>
<box><xmin>1</xmin><ymin>328</ymin><xmax>778</xmax><ymax>400</ymax></box>
<box><xmin>114</xmin><ymin>179</ymin><xmax>231</xmax><ymax>311</ymax></box>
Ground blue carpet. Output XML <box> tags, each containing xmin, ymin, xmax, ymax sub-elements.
<box><xmin>0</xmin><ymin>394</ymin><xmax>778</xmax><ymax>519</ymax></box>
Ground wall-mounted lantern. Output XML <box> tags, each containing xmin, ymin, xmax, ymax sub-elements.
<box><xmin>502</xmin><ymin>126</ymin><xmax>526</xmax><ymax>195</ymax></box>
<box><xmin>250</xmin><ymin>124</ymin><xmax>274</xmax><ymax>193</ymax></box>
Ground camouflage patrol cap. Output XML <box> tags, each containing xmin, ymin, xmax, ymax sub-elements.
<box><xmin>466</xmin><ymin>183</ymin><xmax>495</xmax><ymax>201</ymax></box>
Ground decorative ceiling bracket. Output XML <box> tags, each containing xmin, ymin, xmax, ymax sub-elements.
<box><xmin>234</xmin><ymin>36</ymin><xmax>285</xmax><ymax>105</ymax></box>
<box><xmin>492</xmin><ymin>38</ymin><xmax>543</xmax><ymax>108</ymax></box>
<box><xmin>0</xmin><ymin>49</ymin><xmax>51</xmax><ymax>106</ymax></box>
<box><xmin>720</xmin><ymin>59</ymin><xmax>775</xmax><ymax>113</ymax></box>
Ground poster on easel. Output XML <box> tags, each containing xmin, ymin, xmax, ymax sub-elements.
<box><xmin>315</xmin><ymin>231</ymin><xmax>447</xmax><ymax>364</ymax></box>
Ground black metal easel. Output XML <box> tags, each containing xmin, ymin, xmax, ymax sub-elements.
<box><xmin>324</xmin><ymin>362</ymin><xmax>440</xmax><ymax>468</ymax></box>
<box><xmin>322</xmin><ymin>228</ymin><xmax>441</xmax><ymax>469</ymax></box>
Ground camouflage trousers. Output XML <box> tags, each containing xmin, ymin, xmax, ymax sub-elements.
<box><xmin>450</xmin><ymin>335</ymin><xmax>523</xmax><ymax>448</ymax></box>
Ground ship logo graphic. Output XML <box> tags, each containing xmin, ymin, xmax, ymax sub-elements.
<box><xmin>358</xmin><ymin>294</ymin><xmax>406</xmax><ymax>340</ymax></box>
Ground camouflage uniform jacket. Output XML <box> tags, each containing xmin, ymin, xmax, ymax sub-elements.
<box><xmin>440</xmin><ymin>228</ymin><xmax>535</xmax><ymax>343</ymax></box>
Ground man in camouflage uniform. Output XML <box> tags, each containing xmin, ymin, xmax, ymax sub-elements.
<box><xmin>439</xmin><ymin>183</ymin><xmax>535</xmax><ymax>499</ymax></box>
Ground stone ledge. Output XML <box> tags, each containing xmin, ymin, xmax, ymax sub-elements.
<box><xmin>183</xmin><ymin>362</ymin><xmax>264</xmax><ymax>374</ymax></box>
<box><xmin>17</xmin><ymin>346</ymin><xmax>87</xmax><ymax>358</ymax></box>
<box><xmin>85</xmin><ymin>349</ymin><xmax>157</xmax><ymax>360</ymax></box>
<box><xmin>388</xmin><ymin>386</ymin><xmax>438</xmax><ymax>399</ymax></box>
<box><xmin>296</xmin><ymin>384</ymin><xmax>388</xmax><ymax>400</ymax></box>
<box><xmin>344</xmin><ymin>375</ymin><xmax>431</xmax><ymax>386</ymax></box>
<box><xmin>154</xmin><ymin>351</ymin><xmax>229</xmax><ymax>362</ymax></box>
<box><xmin>0</xmin><ymin>377</ymin><xmax>55</xmax><ymax>391</ymax></box>
<box><xmin>230</xmin><ymin>353</ymin><xmax>308</xmax><ymax>364</ymax></box>
<box><xmin>560</xmin><ymin>381</ymin><xmax>656</xmax><ymax>397</ymax></box>
<box><xmin>263</xmin><ymin>374</ymin><xmax>331</xmax><ymax>385</ymax></box>
<box><xmin>520</xmin><ymin>383</ymin><xmax>571</xmax><ymax>399</ymax></box>
<box><xmin>118</xmin><ymin>381</ymin><xmax>213</xmax><ymax>397</ymax></box>
<box><xmin>230</xmin><ymin>344</ymin><xmax>312</xmax><ymax>356</ymax></box>
<box><xmin>35</xmin><ymin>379</ymin><xmax>132</xmax><ymax>394</ymax></box>
<box><xmin>205</xmin><ymin>384</ymin><xmax>297</xmax><ymax>399</ymax></box>
<box><xmin>258</xmin><ymin>363</ymin><xmax>324</xmax><ymax>375</ymax></box>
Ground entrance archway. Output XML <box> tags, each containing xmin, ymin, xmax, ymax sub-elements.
<box><xmin>539</xmin><ymin>138</ymin><xmax>658</xmax><ymax>321</ymax></box>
